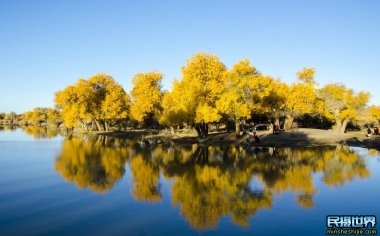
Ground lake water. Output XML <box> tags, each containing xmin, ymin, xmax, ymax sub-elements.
<box><xmin>0</xmin><ymin>127</ymin><xmax>379</xmax><ymax>235</ymax></box>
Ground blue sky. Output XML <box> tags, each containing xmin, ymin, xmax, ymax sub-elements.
<box><xmin>1</xmin><ymin>0</ymin><xmax>379</xmax><ymax>113</ymax></box>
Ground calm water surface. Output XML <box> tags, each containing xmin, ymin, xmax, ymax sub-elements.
<box><xmin>0</xmin><ymin>127</ymin><xmax>379</xmax><ymax>235</ymax></box>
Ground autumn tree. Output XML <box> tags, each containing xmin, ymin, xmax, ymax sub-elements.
<box><xmin>249</xmin><ymin>76</ymin><xmax>289</xmax><ymax>124</ymax></box>
<box><xmin>46</xmin><ymin>108</ymin><xmax>62</xmax><ymax>126</ymax></box>
<box><xmin>23</xmin><ymin>107</ymin><xmax>48</xmax><ymax>126</ymax></box>
<box><xmin>159</xmin><ymin>81</ymin><xmax>189</xmax><ymax>133</ymax></box>
<box><xmin>55</xmin><ymin>73</ymin><xmax>129</xmax><ymax>131</ymax></box>
<box><xmin>3</xmin><ymin>112</ymin><xmax>17</xmax><ymax>125</ymax></box>
<box><xmin>283</xmin><ymin>68</ymin><xmax>319</xmax><ymax>130</ymax></box>
<box><xmin>55</xmin><ymin>85</ymin><xmax>80</xmax><ymax>129</ymax></box>
<box><xmin>216</xmin><ymin>59</ymin><xmax>258</xmax><ymax>136</ymax></box>
<box><xmin>101</xmin><ymin>84</ymin><xmax>130</xmax><ymax>131</ymax></box>
<box><xmin>130</xmin><ymin>71</ymin><xmax>163</xmax><ymax>126</ymax></box>
<box><xmin>370</xmin><ymin>106</ymin><xmax>380</xmax><ymax>124</ymax></box>
<box><xmin>160</xmin><ymin>53</ymin><xmax>226</xmax><ymax>137</ymax></box>
<box><xmin>296</xmin><ymin>67</ymin><xmax>316</xmax><ymax>84</ymax></box>
<box><xmin>318</xmin><ymin>83</ymin><xmax>370</xmax><ymax>133</ymax></box>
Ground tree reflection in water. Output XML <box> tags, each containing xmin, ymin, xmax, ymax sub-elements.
<box><xmin>23</xmin><ymin>126</ymin><xmax>60</xmax><ymax>139</ymax></box>
<box><xmin>55</xmin><ymin>136</ymin><xmax>129</xmax><ymax>193</ymax></box>
<box><xmin>54</xmin><ymin>138</ymin><xmax>372</xmax><ymax>230</ymax></box>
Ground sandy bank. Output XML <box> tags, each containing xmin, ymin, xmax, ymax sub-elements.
<box><xmin>96</xmin><ymin>128</ymin><xmax>380</xmax><ymax>150</ymax></box>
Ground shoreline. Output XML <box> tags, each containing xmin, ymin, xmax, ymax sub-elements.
<box><xmin>95</xmin><ymin>128</ymin><xmax>380</xmax><ymax>151</ymax></box>
<box><xmin>2</xmin><ymin>125</ymin><xmax>378</xmax><ymax>150</ymax></box>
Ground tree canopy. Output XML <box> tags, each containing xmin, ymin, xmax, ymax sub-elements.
<box><xmin>3</xmin><ymin>52</ymin><xmax>376</xmax><ymax>135</ymax></box>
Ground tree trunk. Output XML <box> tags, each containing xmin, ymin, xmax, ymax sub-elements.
<box><xmin>80</xmin><ymin>120</ymin><xmax>89</xmax><ymax>132</ymax></box>
<box><xmin>225</xmin><ymin>121</ymin><xmax>232</xmax><ymax>132</ymax></box>
<box><xmin>235</xmin><ymin>119</ymin><xmax>241</xmax><ymax>137</ymax></box>
<box><xmin>333</xmin><ymin>118</ymin><xmax>342</xmax><ymax>132</ymax></box>
<box><xmin>117</xmin><ymin>121</ymin><xmax>122</xmax><ymax>131</ymax></box>
<box><xmin>170</xmin><ymin>126</ymin><xmax>175</xmax><ymax>135</ymax></box>
<box><xmin>194</xmin><ymin>122</ymin><xmax>209</xmax><ymax>137</ymax></box>
<box><xmin>94</xmin><ymin>120</ymin><xmax>102</xmax><ymax>131</ymax></box>
<box><xmin>104</xmin><ymin>121</ymin><xmax>109</xmax><ymax>132</ymax></box>
<box><xmin>341</xmin><ymin>119</ymin><xmax>349</xmax><ymax>133</ymax></box>
<box><xmin>284</xmin><ymin>115</ymin><xmax>294</xmax><ymax>130</ymax></box>
<box><xmin>102</xmin><ymin>121</ymin><xmax>107</xmax><ymax>132</ymax></box>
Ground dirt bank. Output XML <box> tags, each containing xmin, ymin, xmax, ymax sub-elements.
<box><xmin>97</xmin><ymin>128</ymin><xmax>380</xmax><ymax>150</ymax></box>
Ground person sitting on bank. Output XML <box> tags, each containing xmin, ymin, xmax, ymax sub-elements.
<box><xmin>374</xmin><ymin>127</ymin><xmax>379</xmax><ymax>136</ymax></box>
<box><xmin>273</xmin><ymin>124</ymin><xmax>279</xmax><ymax>135</ymax></box>
<box><xmin>253</xmin><ymin>131</ymin><xmax>260</xmax><ymax>143</ymax></box>
<box><xmin>366</xmin><ymin>127</ymin><xmax>372</xmax><ymax>138</ymax></box>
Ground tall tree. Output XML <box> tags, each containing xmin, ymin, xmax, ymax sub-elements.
<box><xmin>283</xmin><ymin>68</ymin><xmax>319</xmax><ymax>129</ymax></box>
<box><xmin>296</xmin><ymin>67</ymin><xmax>316</xmax><ymax>84</ymax></box>
<box><xmin>318</xmin><ymin>83</ymin><xmax>370</xmax><ymax>133</ymax></box>
<box><xmin>55</xmin><ymin>73</ymin><xmax>129</xmax><ymax>131</ymax></box>
<box><xmin>101</xmin><ymin>84</ymin><xmax>130</xmax><ymax>130</ymax></box>
<box><xmin>160</xmin><ymin>52</ymin><xmax>226</xmax><ymax>137</ymax></box>
<box><xmin>216</xmin><ymin>59</ymin><xmax>257</xmax><ymax>136</ymax></box>
<box><xmin>370</xmin><ymin>105</ymin><xmax>380</xmax><ymax>124</ymax></box>
<box><xmin>130</xmin><ymin>71</ymin><xmax>163</xmax><ymax>125</ymax></box>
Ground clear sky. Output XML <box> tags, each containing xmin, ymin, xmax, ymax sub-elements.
<box><xmin>1</xmin><ymin>0</ymin><xmax>379</xmax><ymax>113</ymax></box>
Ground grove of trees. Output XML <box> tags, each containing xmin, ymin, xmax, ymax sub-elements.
<box><xmin>1</xmin><ymin>52</ymin><xmax>379</xmax><ymax>135</ymax></box>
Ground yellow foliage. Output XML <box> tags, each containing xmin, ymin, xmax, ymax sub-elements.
<box><xmin>318</xmin><ymin>83</ymin><xmax>370</xmax><ymax>132</ymax></box>
<box><xmin>22</xmin><ymin>107</ymin><xmax>61</xmax><ymax>125</ymax></box>
<box><xmin>101</xmin><ymin>85</ymin><xmax>130</xmax><ymax>120</ymax></box>
<box><xmin>370</xmin><ymin>105</ymin><xmax>380</xmax><ymax>123</ymax></box>
<box><xmin>22</xmin><ymin>126</ymin><xmax>59</xmax><ymax>139</ymax></box>
<box><xmin>51</xmin><ymin>140</ymin><xmax>372</xmax><ymax>230</ymax></box>
<box><xmin>195</xmin><ymin>103</ymin><xmax>221</xmax><ymax>123</ymax></box>
<box><xmin>130</xmin><ymin>155</ymin><xmax>161</xmax><ymax>202</ymax></box>
<box><xmin>160</xmin><ymin>53</ymin><xmax>225</xmax><ymax>134</ymax></box>
<box><xmin>55</xmin><ymin>138</ymin><xmax>127</xmax><ymax>193</ymax></box>
<box><xmin>130</xmin><ymin>71</ymin><xmax>163</xmax><ymax>122</ymax></box>
<box><xmin>296</xmin><ymin>67</ymin><xmax>316</xmax><ymax>84</ymax></box>
<box><xmin>46</xmin><ymin>108</ymin><xmax>61</xmax><ymax>124</ymax></box>
<box><xmin>54</xmin><ymin>73</ymin><xmax>129</xmax><ymax>129</ymax></box>
<box><xmin>286</xmin><ymin>83</ymin><xmax>317</xmax><ymax>116</ymax></box>
<box><xmin>259</xmin><ymin>78</ymin><xmax>289</xmax><ymax>114</ymax></box>
<box><xmin>216</xmin><ymin>59</ymin><xmax>257</xmax><ymax>120</ymax></box>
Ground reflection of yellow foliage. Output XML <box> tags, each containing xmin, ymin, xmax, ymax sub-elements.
<box><xmin>171</xmin><ymin>161</ymin><xmax>272</xmax><ymax>230</ymax></box>
<box><xmin>269</xmin><ymin>166</ymin><xmax>315</xmax><ymax>195</ymax></box>
<box><xmin>130</xmin><ymin>155</ymin><xmax>161</xmax><ymax>202</ymax></box>
<box><xmin>23</xmin><ymin>126</ymin><xmax>59</xmax><ymax>139</ymax></box>
<box><xmin>53</xmin><ymin>139</ymin><xmax>372</xmax><ymax>231</ymax></box>
<box><xmin>297</xmin><ymin>194</ymin><xmax>314</xmax><ymax>208</ymax></box>
<box><xmin>254</xmin><ymin>146</ymin><xmax>369</xmax><ymax>208</ymax></box>
<box><xmin>172</xmin><ymin>175</ymin><xmax>227</xmax><ymax>229</ymax></box>
<box><xmin>319</xmin><ymin>146</ymin><xmax>370</xmax><ymax>186</ymax></box>
<box><xmin>368</xmin><ymin>149</ymin><xmax>379</xmax><ymax>157</ymax></box>
<box><xmin>55</xmin><ymin>138</ymin><xmax>127</xmax><ymax>193</ymax></box>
